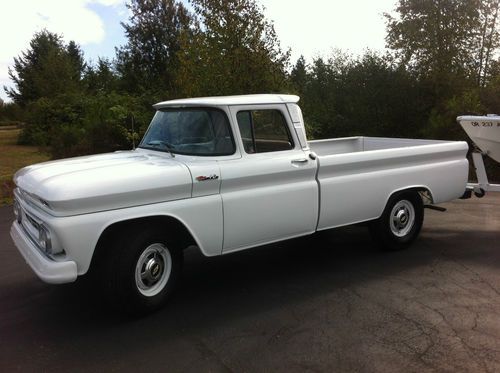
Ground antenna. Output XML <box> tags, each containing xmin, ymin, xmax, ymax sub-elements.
<box><xmin>131</xmin><ymin>114</ymin><xmax>136</xmax><ymax>150</ymax></box>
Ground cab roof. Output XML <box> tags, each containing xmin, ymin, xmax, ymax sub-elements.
<box><xmin>153</xmin><ymin>94</ymin><xmax>300</xmax><ymax>109</ymax></box>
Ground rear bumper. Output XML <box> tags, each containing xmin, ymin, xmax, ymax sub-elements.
<box><xmin>10</xmin><ymin>221</ymin><xmax>77</xmax><ymax>284</ymax></box>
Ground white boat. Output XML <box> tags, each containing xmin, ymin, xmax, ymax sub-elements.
<box><xmin>457</xmin><ymin>115</ymin><xmax>500</xmax><ymax>163</ymax></box>
<box><xmin>457</xmin><ymin>115</ymin><xmax>500</xmax><ymax>195</ymax></box>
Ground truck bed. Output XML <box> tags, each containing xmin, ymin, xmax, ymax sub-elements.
<box><xmin>309</xmin><ymin>136</ymin><xmax>469</xmax><ymax>231</ymax></box>
<box><xmin>309</xmin><ymin>136</ymin><xmax>449</xmax><ymax>156</ymax></box>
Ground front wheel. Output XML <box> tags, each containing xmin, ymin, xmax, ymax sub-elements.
<box><xmin>369</xmin><ymin>191</ymin><xmax>424</xmax><ymax>251</ymax></box>
<box><xmin>103</xmin><ymin>227</ymin><xmax>182</xmax><ymax>315</ymax></box>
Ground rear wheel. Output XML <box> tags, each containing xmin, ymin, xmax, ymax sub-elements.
<box><xmin>369</xmin><ymin>191</ymin><xmax>424</xmax><ymax>251</ymax></box>
<box><xmin>103</xmin><ymin>227</ymin><xmax>182</xmax><ymax>315</ymax></box>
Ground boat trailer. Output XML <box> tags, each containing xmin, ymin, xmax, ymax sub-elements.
<box><xmin>458</xmin><ymin>115</ymin><xmax>500</xmax><ymax>198</ymax></box>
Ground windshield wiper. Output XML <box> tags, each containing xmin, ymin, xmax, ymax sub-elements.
<box><xmin>146</xmin><ymin>140</ymin><xmax>176</xmax><ymax>158</ymax></box>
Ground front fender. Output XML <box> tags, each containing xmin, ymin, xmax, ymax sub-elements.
<box><xmin>49</xmin><ymin>195</ymin><xmax>223</xmax><ymax>276</ymax></box>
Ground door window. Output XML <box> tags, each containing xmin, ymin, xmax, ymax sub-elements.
<box><xmin>236</xmin><ymin>110</ymin><xmax>294</xmax><ymax>153</ymax></box>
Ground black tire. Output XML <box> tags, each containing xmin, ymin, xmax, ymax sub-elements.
<box><xmin>369</xmin><ymin>191</ymin><xmax>424</xmax><ymax>251</ymax></box>
<box><xmin>103</xmin><ymin>226</ymin><xmax>183</xmax><ymax>315</ymax></box>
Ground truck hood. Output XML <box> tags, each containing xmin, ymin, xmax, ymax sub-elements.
<box><xmin>14</xmin><ymin>150</ymin><xmax>192</xmax><ymax>216</ymax></box>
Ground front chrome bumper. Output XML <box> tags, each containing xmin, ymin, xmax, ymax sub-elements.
<box><xmin>10</xmin><ymin>221</ymin><xmax>77</xmax><ymax>284</ymax></box>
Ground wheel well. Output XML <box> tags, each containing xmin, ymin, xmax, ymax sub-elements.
<box><xmin>89</xmin><ymin>216</ymin><xmax>197</xmax><ymax>274</ymax></box>
<box><xmin>390</xmin><ymin>187</ymin><xmax>434</xmax><ymax>205</ymax></box>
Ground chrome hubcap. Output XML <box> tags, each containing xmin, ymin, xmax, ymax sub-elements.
<box><xmin>135</xmin><ymin>243</ymin><xmax>172</xmax><ymax>297</ymax></box>
<box><xmin>389</xmin><ymin>200</ymin><xmax>415</xmax><ymax>237</ymax></box>
<box><xmin>145</xmin><ymin>257</ymin><xmax>163</xmax><ymax>282</ymax></box>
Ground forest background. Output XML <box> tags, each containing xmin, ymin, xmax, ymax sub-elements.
<box><xmin>1</xmin><ymin>0</ymin><xmax>500</xmax><ymax>182</ymax></box>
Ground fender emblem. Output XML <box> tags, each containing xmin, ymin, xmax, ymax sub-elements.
<box><xmin>196</xmin><ymin>174</ymin><xmax>219</xmax><ymax>182</ymax></box>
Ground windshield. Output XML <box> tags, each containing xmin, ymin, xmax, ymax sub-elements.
<box><xmin>139</xmin><ymin>108</ymin><xmax>235</xmax><ymax>156</ymax></box>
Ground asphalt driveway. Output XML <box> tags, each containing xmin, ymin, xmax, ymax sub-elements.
<box><xmin>1</xmin><ymin>194</ymin><xmax>499</xmax><ymax>372</ymax></box>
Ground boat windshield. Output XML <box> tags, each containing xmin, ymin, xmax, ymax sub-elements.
<box><xmin>139</xmin><ymin>108</ymin><xmax>235</xmax><ymax>156</ymax></box>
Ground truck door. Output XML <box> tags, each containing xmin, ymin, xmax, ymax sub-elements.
<box><xmin>219</xmin><ymin>104</ymin><xmax>318</xmax><ymax>253</ymax></box>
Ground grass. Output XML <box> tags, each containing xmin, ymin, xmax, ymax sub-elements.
<box><xmin>0</xmin><ymin>127</ymin><xmax>50</xmax><ymax>205</ymax></box>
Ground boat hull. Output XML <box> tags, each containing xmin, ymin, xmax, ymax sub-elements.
<box><xmin>458</xmin><ymin>115</ymin><xmax>500</xmax><ymax>163</ymax></box>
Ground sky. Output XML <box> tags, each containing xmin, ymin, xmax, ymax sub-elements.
<box><xmin>0</xmin><ymin>0</ymin><xmax>397</xmax><ymax>102</ymax></box>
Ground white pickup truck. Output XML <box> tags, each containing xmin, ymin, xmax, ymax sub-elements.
<box><xmin>10</xmin><ymin>94</ymin><xmax>469</xmax><ymax>313</ymax></box>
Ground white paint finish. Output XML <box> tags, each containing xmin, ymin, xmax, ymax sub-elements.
<box><xmin>14</xmin><ymin>150</ymin><xmax>192</xmax><ymax>216</ymax></box>
<box><xmin>218</xmin><ymin>104</ymin><xmax>319</xmax><ymax>252</ymax></box>
<box><xmin>10</xmin><ymin>222</ymin><xmax>77</xmax><ymax>284</ymax></box>
<box><xmin>287</xmin><ymin>103</ymin><xmax>302</xmax><ymax>123</ymax></box>
<box><xmin>219</xmin><ymin>151</ymin><xmax>319</xmax><ymax>251</ymax></box>
<box><xmin>183</xmin><ymin>160</ymin><xmax>221</xmax><ymax>197</ymax></box>
<box><xmin>286</xmin><ymin>103</ymin><xmax>309</xmax><ymax>150</ymax></box>
<box><xmin>309</xmin><ymin>137</ymin><xmax>364</xmax><ymax>155</ymax></box>
<box><xmin>154</xmin><ymin>94</ymin><xmax>300</xmax><ymax>109</ymax></box>
<box><xmin>309</xmin><ymin>136</ymin><xmax>448</xmax><ymax>156</ymax></box>
<box><xmin>362</xmin><ymin>137</ymin><xmax>447</xmax><ymax>151</ymax></box>
<box><xmin>15</xmin><ymin>193</ymin><xmax>225</xmax><ymax>275</ymax></box>
<box><xmin>315</xmin><ymin>140</ymin><xmax>469</xmax><ymax>229</ymax></box>
<box><xmin>458</xmin><ymin>115</ymin><xmax>500</xmax><ymax>163</ymax></box>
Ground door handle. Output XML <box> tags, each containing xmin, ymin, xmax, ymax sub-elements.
<box><xmin>291</xmin><ymin>158</ymin><xmax>308</xmax><ymax>164</ymax></box>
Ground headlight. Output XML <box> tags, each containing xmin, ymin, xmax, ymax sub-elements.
<box><xmin>13</xmin><ymin>199</ymin><xmax>21</xmax><ymax>223</ymax></box>
<box><xmin>38</xmin><ymin>225</ymin><xmax>52</xmax><ymax>254</ymax></box>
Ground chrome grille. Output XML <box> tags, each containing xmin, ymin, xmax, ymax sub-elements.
<box><xmin>17</xmin><ymin>197</ymin><xmax>42</xmax><ymax>248</ymax></box>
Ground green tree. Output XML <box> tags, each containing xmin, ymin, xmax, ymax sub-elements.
<box><xmin>386</xmin><ymin>0</ymin><xmax>500</xmax><ymax>90</ymax></box>
<box><xmin>5</xmin><ymin>30</ymin><xmax>84</xmax><ymax>105</ymax></box>
<box><xmin>84</xmin><ymin>57</ymin><xmax>119</xmax><ymax>93</ymax></box>
<box><xmin>385</xmin><ymin>0</ymin><xmax>478</xmax><ymax>97</ymax></box>
<box><xmin>176</xmin><ymin>0</ymin><xmax>290</xmax><ymax>97</ymax></box>
<box><xmin>290</xmin><ymin>56</ymin><xmax>308</xmax><ymax>95</ymax></box>
<box><xmin>67</xmin><ymin>40</ymin><xmax>86</xmax><ymax>82</ymax></box>
<box><xmin>385</xmin><ymin>0</ymin><xmax>500</xmax><ymax>143</ymax></box>
<box><xmin>342</xmin><ymin>53</ymin><xmax>431</xmax><ymax>138</ymax></box>
<box><xmin>20</xmin><ymin>91</ymin><xmax>150</xmax><ymax>157</ymax></box>
<box><xmin>296</xmin><ymin>51</ymin><xmax>431</xmax><ymax>140</ymax></box>
<box><xmin>475</xmin><ymin>0</ymin><xmax>500</xmax><ymax>86</ymax></box>
<box><xmin>116</xmin><ymin>0</ymin><xmax>193</xmax><ymax>95</ymax></box>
